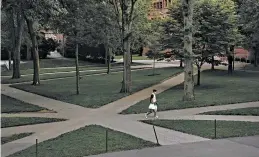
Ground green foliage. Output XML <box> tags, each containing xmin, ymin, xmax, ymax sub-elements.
<box><xmin>163</xmin><ymin>0</ymin><xmax>239</xmax><ymax>67</ymax></box>
<box><xmin>238</xmin><ymin>0</ymin><xmax>259</xmax><ymax>59</ymax></box>
<box><xmin>54</xmin><ymin>0</ymin><xmax>120</xmax><ymax>60</ymax></box>
<box><xmin>38</xmin><ymin>36</ymin><xmax>60</xmax><ymax>59</ymax></box>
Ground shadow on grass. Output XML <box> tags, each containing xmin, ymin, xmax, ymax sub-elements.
<box><xmin>147</xmin><ymin>74</ymin><xmax>161</xmax><ymax>76</ymax></box>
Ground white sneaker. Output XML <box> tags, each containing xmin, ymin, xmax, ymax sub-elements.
<box><xmin>145</xmin><ymin>113</ymin><xmax>148</xmax><ymax>119</ymax></box>
<box><xmin>155</xmin><ymin>116</ymin><xmax>158</xmax><ymax>119</ymax></box>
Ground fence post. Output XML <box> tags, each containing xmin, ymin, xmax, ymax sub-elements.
<box><xmin>106</xmin><ymin>130</ymin><xmax>108</xmax><ymax>152</ymax></box>
<box><xmin>36</xmin><ymin>139</ymin><xmax>38</xmax><ymax>157</ymax></box>
<box><xmin>214</xmin><ymin>119</ymin><xmax>217</xmax><ymax>139</ymax></box>
<box><xmin>153</xmin><ymin>125</ymin><xmax>159</xmax><ymax>145</ymax></box>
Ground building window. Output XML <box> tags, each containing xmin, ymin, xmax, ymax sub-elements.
<box><xmin>156</xmin><ymin>2</ymin><xmax>159</xmax><ymax>9</ymax></box>
<box><xmin>159</xmin><ymin>2</ymin><xmax>162</xmax><ymax>9</ymax></box>
<box><xmin>153</xmin><ymin>3</ymin><xmax>156</xmax><ymax>9</ymax></box>
<box><xmin>165</xmin><ymin>0</ymin><xmax>167</xmax><ymax>7</ymax></box>
<box><xmin>169</xmin><ymin>0</ymin><xmax>171</xmax><ymax>4</ymax></box>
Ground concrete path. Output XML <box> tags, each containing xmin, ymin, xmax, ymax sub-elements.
<box><xmin>97</xmin><ymin>115</ymin><xmax>209</xmax><ymax>145</ymax></box>
<box><xmin>87</xmin><ymin>136</ymin><xmax>259</xmax><ymax>157</ymax></box>
<box><xmin>124</xmin><ymin>101</ymin><xmax>259</xmax><ymax>121</ymax></box>
<box><xmin>1</xmin><ymin>63</ymin><xmax>258</xmax><ymax>157</ymax></box>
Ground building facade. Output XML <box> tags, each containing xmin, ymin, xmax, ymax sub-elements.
<box><xmin>148</xmin><ymin>0</ymin><xmax>173</xmax><ymax>20</ymax></box>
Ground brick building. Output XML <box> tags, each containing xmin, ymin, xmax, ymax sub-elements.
<box><xmin>148</xmin><ymin>0</ymin><xmax>173</xmax><ymax>19</ymax></box>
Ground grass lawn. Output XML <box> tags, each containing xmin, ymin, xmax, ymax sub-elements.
<box><xmin>1</xmin><ymin>95</ymin><xmax>48</xmax><ymax>113</ymax></box>
<box><xmin>1</xmin><ymin>117</ymin><xmax>66</xmax><ymax>128</ymax></box>
<box><xmin>1</xmin><ymin>133</ymin><xmax>33</xmax><ymax>144</ymax></box>
<box><xmin>20</xmin><ymin>58</ymin><xmax>99</xmax><ymax>69</ymax></box>
<box><xmin>12</xmin><ymin>67</ymin><xmax>183</xmax><ymax>108</ymax></box>
<box><xmin>1</xmin><ymin>67</ymin><xmax>128</xmax><ymax>84</ymax></box>
<box><xmin>115</xmin><ymin>54</ymin><xmax>151</xmax><ymax>60</ymax></box>
<box><xmin>243</xmin><ymin>64</ymin><xmax>259</xmax><ymax>71</ymax></box>
<box><xmin>122</xmin><ymin>70</ymin><xmax>259</xmax><ymax>114</ymax></box>
<box><xmin>200</xmin><ymin>107</ymin><xmax>259</xmax><ymax>116</ymax></box>
<box><xmin>1</xmin><ymin>66</ymin><xmax>105</xmax><ymax>76</ymax></box>
<box><xmin>1</xmin><ymin>61</ymin><xmax>146</xmax><ymax>77</ymax></box>
<box><xmin>144</xmin><ymin>120</ymin><xmax>259</xmax><ymax>139</ymax></box>
<box><xmin>8</xmin><ymin>125</ymin><xmax>156</xmax><ymax>157</ymax></box>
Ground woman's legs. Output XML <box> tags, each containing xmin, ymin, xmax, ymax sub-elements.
<box><xmin>145</xmin><ymin>109</ymin><xmax>154</xmax><ymax>118</ymax></box>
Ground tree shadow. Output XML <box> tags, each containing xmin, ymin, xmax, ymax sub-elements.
<box><xmin>146</xmin><ymin>74</ymin><xmax>161</xmax><ymax>76</ymax></box>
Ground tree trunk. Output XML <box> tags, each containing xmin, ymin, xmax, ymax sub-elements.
<box><xmin>131</xmin><ymin>51</ymin><xmax>133</xmax><ymax>64</ymax></box>
<box><xmin>62</xmin><ymin>35</ymin><xmax>65</xmax><ymax>57</ymax></box>
<box><xmin>8</xmin><ymin>50</ymin><xmax>12</xmax><ymax>70</ymax></box>
<box><xmin>121</xmin><ymin>36</ymin><xmax>131</xmax><ymax>93</ymax></box>
<box><xmin>254</xmin><ymin>48</ymin><xmax>258</xmax><ymax>67</ymax></box>
<box><xmin>26</xmin><ymin>19</ymin><xmax>40</xmax><ymax>85</ymax></box>
<box><xmin>227</xmin><ymin>55</ymin><xmax>233</xmax><ymax>75</ymax></box>
<box><xmin>26</xmin><ymin>44</ymin><xmax>31</xmax><ymax>60</ymax></box>
<box><xmin>180</xmin><ymin>58</ymin><xmax>183</xmax><ymax>67</ymax></box>
<box><xmin>12</xmin><ymin>7</ymin><xmax>24</xmax><ymax>79</ymax></box>
<box><xmin>75</xmin><ymin>43</ymin><xmax>80</xmax><ymax>94</ymax></box>
<box><xmin>107</xmin><ymin>48</ymin><xmax>111</xmax><ymax>74</ymax></box>
<box><xmin>105</xmin><ymin>44</ymin><xmax>108</xmax><ymax>65</ymax></box>
<box><xmin>197</xmin><ymin>67</ymin><xmax>201</xmax><ymax>86</ymax></box>
<box><xmin>153</xmin><ymin>56</ymin><xmax>156</xmax><ymax>76</ymax></box>
<box><xmin>211</xmin><ymin>55</ymin><xmax>215</xmax><ymax>70</ymax></box>
<box><xmin>182</xmin><ymin>0</ymin><xmax>195</xmax><ymax>101</ymax></box>
<box><xmin>120</xmin><ymin>3</ymin><xmax>132</xmax><ymax>93</ymax></box>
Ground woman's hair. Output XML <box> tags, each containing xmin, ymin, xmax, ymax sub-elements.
<box><xmin>153</xmin><ymin>89</ymin><xmax>157</xmax><ymax>92</ymax></box>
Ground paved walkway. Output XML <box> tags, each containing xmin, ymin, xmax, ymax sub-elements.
<box><xmin>124</xmin><ymin>101</ymin><xmax>259</xmax><ymax>121</ymax></box>
<box><xmin>87</xmin><ymin>136</ymin><xmax>259</xmax><ymax>157</ymax></box>
<box><xmin>1</xmin><ymin>63</ymin><xmax>257</xmax><ymax>157</ymax></box>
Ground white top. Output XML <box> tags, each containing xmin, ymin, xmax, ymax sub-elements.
<box><xmin>151</xmin><ymin>93</ymin><xmax>157</xmax><ymax>103</ymax></box>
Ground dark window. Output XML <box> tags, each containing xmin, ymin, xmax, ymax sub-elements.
<box><xmin>160</xmin><ymin>2</ymin><xmax>162</xmax><ymax>9</ymax></box>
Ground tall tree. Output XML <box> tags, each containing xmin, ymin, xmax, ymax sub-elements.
<box><xmin>164</xmin><ymin>0</ymin><xmax>238</xmax><ymax>86</ymax></box>
<box><xmin>2</xmin><ymin>1</ymin><xmax>25</xmax><ymax>78</ymax></box>
<box><xmin>182</xmin><ymin>0</ymin><xmax>195</xmax><ymax>100</ymax></box>
<box><xmin>110</xmin><ymin>0</ymin><xmax>139</xmax><ymax>93</ymax></box>
<box><xmin>20</xmin><ymin>0</ymin><xmax>63</xmax><ymax>85</ymax></box>
<box><xmin>53</xmin><ymin>0</ymin><xmax>119</xmax><ymax>93</ymax></box>
<box><xmin>238</xmin><ymin>0</ymin><xmax>259</xmax><ymax>67</ymax></box>
<box><xmin>1</xmin><ymin>8</ymin><xmax>13</xmax><ymax>70</ymax></box>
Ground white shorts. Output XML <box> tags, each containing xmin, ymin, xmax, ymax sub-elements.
<box><xmin>148</xmin><ymin>103</ymin><xmax>157</xmax><ymax>111</ymax></box>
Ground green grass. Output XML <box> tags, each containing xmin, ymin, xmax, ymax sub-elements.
<box><xmin>8</xmin><ymin>125</ymin><xmax>156</xmax><ymax>157</ymax></box>
<box><xmin>12</xmin><ymin>67</ymin><xmax>183</xmax><ymax>108</ymax></box>
<box><xmin>1</xmin><ymin>117</ymin><xmax>66</xmax><ymax>128</ymax></box>
<box><xmin>122</xmin><ymin>70</ymin><xmax>259</xmax><ymax>114</ymax></box>
<box><xmin>20</xmin><ymin>59</ymin><xmax>100</xmax><ymax>69</ymax></box>
<box><xmin>1</xmin><ymin>66</ymin><xmax>104</xmax><ymax>76</ymax></box>
<box><xmin>1</xmin><ymin>95</ymin><xmax>48</xmax><ymax>113</ymax></box>
<box><xmin>200</xmin><ymin>107</ymin><xmax>259</xmax><ymax>116</ymax></box>
<box><xmin>115</xmin><ymin>54</ymin><xmax>151</xmax><ymax>60</ymax></box>
<box><xmin>144</xmin><ymin>120</ymin><xmax>259</xmax><ymax>139</ymax></box>
<box><xmin>243</xmin><ymin>64</ymin><xmax>259</xmax><ymax>71</ymax></box>
<box><xmin>1</xmin><ymin>67</ymin><xmax>127</xmax><ymax>84</ymax></box>
<box><xmin>1</xmin><ymin>61</ymin><xmax>146</xmax><ymax>77</ymax></box>
<box><xmin>1</xmin><ymin>133</ymin><xmax>33</xmax><ymax>144</ymax></box>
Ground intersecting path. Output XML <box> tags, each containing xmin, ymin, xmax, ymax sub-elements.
<box><xmin>1</xmin><ymin>63</ymin><xmax>256</xmax><ymax>157</ymax></box>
